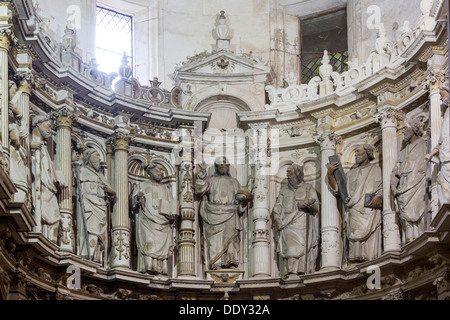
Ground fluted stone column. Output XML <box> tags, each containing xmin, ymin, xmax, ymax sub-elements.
<box><xmin>109</xmin><ymin>129</ymin><xmax>132</xmax><ymax>269</ymax></box>
<box><xmin>178</xmin><ymin>129</ymin><xmax>196</xmax><ymax>277</ymax></box>
<box><xmin>251</xmin><ymin>127</ymin><xmax>271</xmax><ymax>278</ymax></box>
<box><xmin>374</xmin><ymin>105</ymin><xmax>402</xmax><ymax>253</ymax></box>
<box><xmin>426</xmin><ymin>55</ymin><xmax>447</xmax><ymax>220</ymax></box>
<box><xmin>52</xmin><ymin>106</ymin><xmax>76</xmax><ymax>252</ymax></box>
<box><xmin>313</xmin><ymin>130</ymin><xmax>341</xmax><ymax>271</ymax></box>
<box><xmin>0</xmin><ymin>24</ymin><xmax>13</xmax><ymax>169</ymax></box>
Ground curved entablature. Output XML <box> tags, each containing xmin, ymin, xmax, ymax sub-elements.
<box><xmin>0</xmin><ymin>0</ymin><xmax>449</xmax><ymax>301</ymax></box>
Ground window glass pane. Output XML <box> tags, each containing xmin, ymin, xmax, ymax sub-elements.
<box><xmin>96</xmin><ymin>6</ymin><xmax>133</xmax><ymax>76</ymax></box>
<box><xmin>300</xmin><ymin>9</ymin><xmax>348</xmax><ymax>84</ymax></box>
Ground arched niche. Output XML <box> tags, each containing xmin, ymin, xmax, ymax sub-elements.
<box><xmin>195</xmin><ymin>95</ymin><xmax>251</xmax><ymax>130</ymax></box>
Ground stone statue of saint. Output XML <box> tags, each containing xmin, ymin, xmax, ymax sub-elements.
<box><xmin>8</xmin><ymin>81</ymin><xmax>29</xmax><ymax>204</ymax></box>
<box><xmin>31</xmin><ymin>115</ymin><xmax>66</xmax><ymax>243</ymax></box>
<box><xmin>327</xmin><ymin>144</ymin><xmax>382</xmax><ymax>263</ymax></box>
<box><xmin>426</xmin><ymin>84</ymin><xmax>450</xmax><ymax>206</ymax></box>
<box><xmin>130</xmin><ymin>163</ymin><xmax>178</xmax><ymax>275</ymax></box>
<box><xmin>195</xmin><ymin>156</ymin><xmax>250</xmax><ymax>270</ymax></box>
<box><xmin>273</xmin><ymin>164</ymin><xmax>320</xmax><ymax>277</ymax></box>
<box><xmin>391</xmin><ymin>118</ymin><xmax>427</xmax><ymax>244</ymax></box>
<box><xmin>75</xmin><ymin>148</ymin><xmax>116</xmax><ymax>264</ymax></box>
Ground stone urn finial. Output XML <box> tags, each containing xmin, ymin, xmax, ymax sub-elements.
<box><xmin>118</xmin><ymin>52</ymin><xmax>132</xmax><ymax>79</ymax></box>
<box><xmin>216</xmin><ymin>10</ymin><xmax>229</xmax><ymax>40</ymax></box>
<box><xmin>62</xmin><ymin>21</ymin><xmax>76</xmax><ymax>51</ymax></box>
<box><xmin>216</xmin><ymin>10</ymin><xmax>231</xmax><ymax>50</ymax></box>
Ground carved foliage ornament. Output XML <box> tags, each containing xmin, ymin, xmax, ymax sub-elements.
<box><xmin>50</xmin><ymin>107</ymin><xmax>77</xmax><ymax>128</ymax></box>
<box><xmin>374</xmin><ymin>107</ymin><xmax>404</xmax><ymax>127</ymax></box>
<box><xmin>108</xmin><ymin>130</ymin><xmax>134</xmax><ymax>151</ymax></box>
<box><xmin>212</xmin><ymin>57</ymin><xmax>234</xmax><ymax>73</ymax></box>
<box><xmin>0</xmin><ymin>25</ymin><xmax>18</xmax><ymax>50</ymax></box>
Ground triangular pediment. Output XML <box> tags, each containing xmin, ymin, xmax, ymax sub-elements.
<box><xmin>175</xmin><ymin>49</ymin><xmax>270</xmax><ymax>76</ymax></box>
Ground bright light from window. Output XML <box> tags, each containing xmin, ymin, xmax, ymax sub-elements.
<box><xmin>96</xmin><ymin>6</ymin><xmax>133</xmax><ymax>76</ymax></box>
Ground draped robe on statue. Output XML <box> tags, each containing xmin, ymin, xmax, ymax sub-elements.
<box><xmin>130</xmin><ymin>179</ymin><xmax>178</xmax><ymax>275</ymax></box>
<box><xmin>392</xmin><ymin>138</ymin><xmax>427</xmax><ymax>243</ymax></box>
<box><xmin>31</xmin><ymin>134</ymin><xmax>61</xmax><ymax>242</ymax></box>
<box><xmin>342</xmin><ymin>163</ymin><xmax>382</xmax><ymax>261</ymax></box>
<box><xmin>195</xmin><ymin>175</ymin><xmax>245</xmax><ymax>270</ymax></box>
<box><xmin>273</xmin><ymin>181</ymin><xmax>320</xmax><ymax>275</ymax></box>
<box><xmin>434</xmin><ymin>106</ymin><xmax>450</xmax><ymax>205</ymax></box>
<box><xmin>76</xmin><ymin>165</ymin><xmax>111</xmax><ymax>263</ymax></box>
<box><xmin>9</xmin><ymin>125</ymin><xmax>29</xmax><ymax>203</ymax></box>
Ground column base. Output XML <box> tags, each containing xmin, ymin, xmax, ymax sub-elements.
<box><xmin>382</xmin><ymin>209</ymin><xmax>402</xmax><ymax>253</ymax></box>
<box><xmin>59</xmin><ymin>212</ymin><xmax>74</xmax><ymax>253</ymax></box>
<box><xmin>110</xmin><ymin>228</ymin><xmax>131</xmax><ymax>269</ymax></box>
<box><xmin>250</xmin><ymin>274</ymin><xmax>272</xmax><ymax>280</ymax></box>
<box><xmin>318</xmin><ymin>266</ymin><xmax>341</xmax><ymax>273</ymax></box>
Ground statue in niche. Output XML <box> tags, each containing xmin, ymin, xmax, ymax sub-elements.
<box><xmin>391</xmin><ymin>118</ymin><xmax>427</xmax><ymax>244</ymax></box>
<box><xmin>130</xmin><ymin>162</ymin><xmax>178</xmax><ymax>275</ymax></box>
<box><xmin>8</xmin><ymin>80</ymin><xmax>22</xmax><ymax>122</ymax></box>
<box><xmin>31</xmin><ymin>115</ymin><xmax>66</xmax><ymax>243</ymax></box>
<box><xmin>327</xmin><ymin>144</ymin><xmax>382</xmax><ymax>264</ymax></box>
<box><xmin>195</xmin><ymin>156</ymin><xmax>250</xmax><ymax>270</ymax></box>
<box><xmin>273</xmin><ymin>164</ymin><xmax>320</xmax><ymax>278</ymax></box>
<box><xmin>75</xmin><ymin>148</ymin><xmax>116</xmax><ymax>264</ymax></box>
<box><xmin>426</xmin><ymin>84</ymin><xmax>450</xmax><ymax>206</ymax></box>
<box><xmin>8</xmin><ymin>81</ymin><xmax>29</xmax><ymax>204</ymax></box>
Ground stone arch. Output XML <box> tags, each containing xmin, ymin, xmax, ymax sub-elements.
<box><xmin>341</xmin><ymin>133</ymin><xmax>382</xmax><ymax>170</ymax></box>
<box><xmin>183</xmin><ymin>86</ymin><xmax>264</xmax><ymax>126</ymax></box>
<box><xmin>193</xmin><ymin>94</ymin><xmax>252</xmax><ymax>130</ymax></box>
<box><xmin>71</xmin><ymin>133</ymin><xmax>107</xmax><ymax>163</ymax></box>
<box><xmin>127</xmin><ymin>152</ymin><xmax>176</xmax><ymax>182</ymax></box>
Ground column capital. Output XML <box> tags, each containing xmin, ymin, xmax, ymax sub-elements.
<box><xmin>108</xmin><ymin>129</ymin><xmax>134</xmax><ymax>152</ymax></box>
<box><xmin>0</xmin><ymin>25</ymin><xmax>17</xmax><ymax>51</ymax></box>
<box><xmin>50</xmin><ymin>106</ymin><xmax>77</xmax><ymax>129</ymax></box>
<box><xmin>15</xmin><ymin>69</ymin><xmax>34</xmax><ymax>95</ymax></box>
<box><xmin>423</xmin><ymin>54</ymin><xmax>448</xmax><ymax>93</ymax></box>
<box><xmin>313</xmin><ymin>130</ymin><xmax>340</xmax><ymax>151</ymax></box>
<box><xmin>424</xmin><ymin>70</ymin><xmax>448</xmax><ymax>94</ymax></box>
<box><xmin>374</xmin><ymin>106</ymin><xmax>404</xmax><ymax>129</ymax></box>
